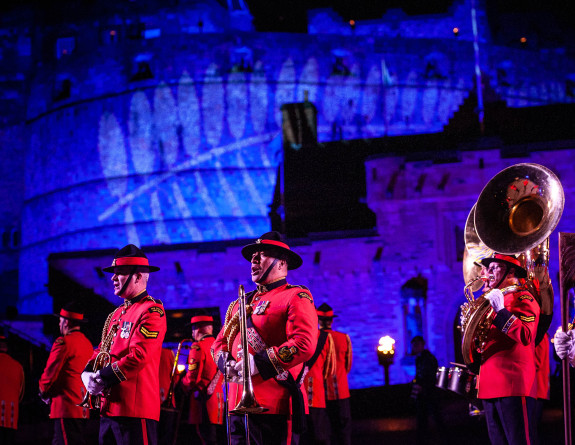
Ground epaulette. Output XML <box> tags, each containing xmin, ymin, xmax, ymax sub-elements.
<box><xmin>286</xmin><ymin>284</ymin><xmax>309</xmax><ymax>291</ymax></box>
<box><xmin>146</xmin><ymin>295</ymin><xmax>163</xmax><ymax>305</ymax></box>
<box><xmin>55</xmin><ymin>337</ymin><xmax>65</xmax><ymax>345</ymax></box>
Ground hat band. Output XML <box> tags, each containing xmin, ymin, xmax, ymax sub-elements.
<box><xmin>317</xmin><ymin>310</ymin><xmax>334</xmax><ymax>317</ymax></box>
<box><xmin>260</xmin><ymin>239</ymin><xmax>291</xmax><ymax>250</ymax></box>
<box><xmin>493</xmin><ymin>254</ymin><xmax>521</xmax><ymax>268</ymax></box>
<box><xmin>115</xmin><ymin>257</ymin><xmax>150</xmax><ymax>267</ymax></box>
<box><xmin>60</xmin><ymin>309</ymin><xmax>84</xmax><ymax>320</ymax></box>
<box><xmin>191</xmin><ymin>315</ymin><xmax>213</xmax><ymax>324</ymax></box>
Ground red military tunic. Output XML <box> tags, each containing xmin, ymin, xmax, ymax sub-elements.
<box><xmin>87</xmin><ymin>290</ymin><xmax>167</xmax><ymax>421</ymax></box>
<box><xmin>212</xmin><ymin>280</ymin><xmax>318</xmax><ymax>415</ymax></box>
<box><xmin>182</xmin><ymin>335</ymin><xmax>224</xmax><ymax>425</ymax></box>
<box><xmin>0</xmin><ymin>352</ymin><xmax>24</xmax><ymax>429</ymax></box>
<box><xmin>325</xmin><ymin>329</ymin><xmax>352</xmax><ymax>401</ymax></box>
<box><xmin>304</xmin><ymin>330</ymin><xmax>335</xmax><ymax>408</ymax></box>
<box><xmin>477</xmin><ymin>285</ymin><xmax>540</xmax><ymax>399</ymax></box>
<box><xmin>159</xmin><ymin>348</ymin><xmax>175</xmax><ymax>406</ymax></box>
<box><xmin>39</xmin><ymin>329</ymin><xmax>94</xmax><ymax>419</ymax></box>
<box><xmin>535</xmin><ymin>333</ymin><xmax>550</xmax><ymax>400</ymax></box>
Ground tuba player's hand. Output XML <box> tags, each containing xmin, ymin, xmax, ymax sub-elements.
<box><xmin>485</xmin><ymin>289</ymin><xmax>505</xmax><ymax>313</ymax></box>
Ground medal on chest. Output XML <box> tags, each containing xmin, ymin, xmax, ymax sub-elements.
<box><xmin>253</xmin><ymin>300</ymin><xmax>270</xmax><ymax>315</ymax></box>
<box><xmin>120</xmin><ymin>321</ymin><xmax>133</xmax><ymax>339</ymax></box>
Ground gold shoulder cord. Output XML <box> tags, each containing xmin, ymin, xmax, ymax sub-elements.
<box><xmin>221</xmin><ymin>298</ymin><xmax>254</xmax><ymax>352</ymax></box>
<box><xmin>100</xmin><ymin>310</ymin><xmax>119</xmax><ymax>352</ymax></box>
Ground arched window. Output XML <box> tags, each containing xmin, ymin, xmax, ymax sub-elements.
<box><xmin>401</xmin><ymin>275</ymin><xmax>428</xmax><ymax>350</ymax></box>
<box><xmin>399</xmin><ymin>274</ymin><xmax>428</xmax><ymax>377</ymax></box>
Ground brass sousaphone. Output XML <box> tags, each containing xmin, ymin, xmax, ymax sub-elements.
<box><xmin>461</xmin><ymin>163</ymin><xmax>564</xmax><ymax>372</ymax></box>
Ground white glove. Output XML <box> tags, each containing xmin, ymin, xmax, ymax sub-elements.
<box><xmin>81</xmin><ymin>371</ymin><xmax>96</xmax><ymax>391</ymax></box>
<box><xmin>234</xmin><ymin>348</ymin><xmax>259</xmax><ymax>378</ymax></box>
<box><xmin>485</xmin><ymin>289</ymin><xmax>505</xmax><ymax>313</ymax></box>
<box><xmin>554</xmin><ymin>328</ymin><xmax>575</xmax><ymax>360</ymax></box>
<box><xmin>225</xmin><ymin>359</ymin><xmax>241</xmax><ymax>383</ymax></box>
<box><xmin>86</xmin><ymin>370</ymin><xmax>106</xmax><ymax>395</ymax></box>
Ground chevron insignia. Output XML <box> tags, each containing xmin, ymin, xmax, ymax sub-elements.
<box><xmin>519</xmin><ymin>315</ymin><xmax>536</xmax><ymax>322</ymax></box>
<box><xmin>140</xmin><ymin>326</ymin><xmax>159</xmax><ymax>338</ymax></box>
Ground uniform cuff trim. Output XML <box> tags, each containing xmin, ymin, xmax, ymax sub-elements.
<box><xmin>492</xmin><ymin>308</ymin><xmax>517</xmax><ymax>332</ymax></box>
<box><xmin>99</xmin><ymin>362</ymin><xmax>126</xmax><ymax>386</ymax></box>
<box><xmin>254</xmin><ymin>349</ymin><xmax>281</xmax><ymax>380</ymax></box>
<box><xmin>216</xmin><ymin>351</ymin><xmax>228</xmax><ymax>374</ymax></box>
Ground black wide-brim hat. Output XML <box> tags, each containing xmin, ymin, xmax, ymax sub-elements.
<box><xmin>53</xmin><ymin>301</ymin><xmax>88</xmax><ymax>323</ymax></box>
<box><xmin>241</xmin><ymin>231</ymin><xmax>302</xmax><ymax>270</ymax></box>
<box><xmin>317</xmin><ymin>302</ymin><xmax>338</xmax><ymax>319</ymax></box>
<box><xmin>480</xmin><ymin>253</ymin><xmax>527</xmax><ymax>279</ymax></box>
<box><xmin>102</xmin><ymin>244</ymin><xmax>160</xmax><ymax>273</ymax></box>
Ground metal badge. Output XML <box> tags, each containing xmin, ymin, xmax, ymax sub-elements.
<box><xmin>120</xmin><ymin>321</ymin><xmax>132</xmax><ymax>339</ymax></box>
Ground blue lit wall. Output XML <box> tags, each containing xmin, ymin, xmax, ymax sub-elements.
<box><xmin>7</xmin><ymin>0</ymin><xmax>575</xmax><ymax>317</ymax></box>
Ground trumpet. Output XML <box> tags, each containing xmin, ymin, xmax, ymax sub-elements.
<box><xmin>162</xmin><ymin>338</ymin><xmax>194</xmax><ymax>412</ymax></box>
<box><xmin>79</xmin><ymin>315</ymin><xmax>118</xmax><ymax>409</ymax></box>
<box><xmin>229</xmin><ymin>285</ymin><xmax>267</xmax><ymax>416</ymax></box>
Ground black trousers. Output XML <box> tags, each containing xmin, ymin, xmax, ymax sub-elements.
<box><xmin>326</xmin><ymin>399</ymin><xmax>351</xmax><ymax>445</ymax></box>
<box><xmin>0</xmin><ymin>427</ymin><xmax>16</xmax><ymax>445</ymax></box>
<box><xmin>53</xmin><ymin>418</ymin><xmax>89</xmax><ymax>445</ymax></box>
<box><xmin>483</xmin><ymin>396</ymin><xmax>538</xmax><ymax>445</ymax></box>
<box><xmin>99</xmin><ymin>416</ymin><xmax>158</xmax><ymax>445</ymax></box>
<box><xmin>229</xmin><ymin>414</ymin><xmax>288</xmax><ymax>445</ymax></box>
<box><xmin>300</xmin><ymin>407</ymin><xmax>330</xmax><ymax>445</ymax></box>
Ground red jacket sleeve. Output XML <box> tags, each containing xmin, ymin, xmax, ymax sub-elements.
<box><xmin>39</xmin><ymin>337</ymin><xmax>67</xmax><ymax>396</ymax></box>
<box><xmin>212</xmin><ymin>300</ymin><xmax>237</xmax><ymax>372</ymax></box>
<box><xmin>493</xmin><ymin>289</ymin><xmax>539</xmax><ymax>346</ymax></box>
<box><xmin>181</xmin><ymin>343</ymin><xmax>204</xmax><ymax>391</ymax></box>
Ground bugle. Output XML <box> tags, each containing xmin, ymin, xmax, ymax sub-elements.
<box><xmin>229</xmin><ymin>284</ymin><xmax>267</xmax><ymax>415</ymax></box>
<box><xmin>79</xmin><ymin>315</ymin><xmax>118</xmax><ymax>409</ymax></box>
<box><xmin>162</xmin><ymin>338</ymin><xmax>194</xmax><ymax>412</ymax></box>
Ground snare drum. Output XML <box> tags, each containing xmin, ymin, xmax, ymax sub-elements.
<box><xmin>436</xmin><ymin>366</ymin><xmax>449</xmax><ymax>390</ymax></box>
<box><xmin>448</xmin><ymin>365</ymin><xmax>477</xmax><ymax>398</ymax></box>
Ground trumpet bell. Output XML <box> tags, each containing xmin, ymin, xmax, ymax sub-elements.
<box><xmin>474</xmin><ymin>163</ymin><xmax>564</xmax><ymax>255</ymax></box>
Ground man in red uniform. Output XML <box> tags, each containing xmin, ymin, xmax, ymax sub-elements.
<box><xmin>318</xmin><ymin>303</ymin><xmax>352</xmax><ymax>445</ymax></box>
<box><xmin>82</xmin><ymin>244</ymin><xmax>167</xmax><ymax>445</ymax></box>
<box><xmin>181</xmin><ymin>311</ymin><xmax>224</xmax><ymax>445</ymax></box>
<box><xmin>0</xmin><ymin>336</ymin><xmax>24</xmax><ymax>445</ymax></box>
<box><xmin>301</xmin><ymin>307</ymin><xmax>335</xmax><ymax>445</ymax></box>
<box><xmin>478</xmin><ymin>254</ymin><xmax>540</xmax><ymax>445</ymax></box>
<box><xmin>39</xmin><ymin>301</ymin><xmax>94</xmax><ymax>445</ymax></box>
<box><xmin>212</xmin><ymin>231</ymin><xmax>318</xmax><ymax>445</ymax></box>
